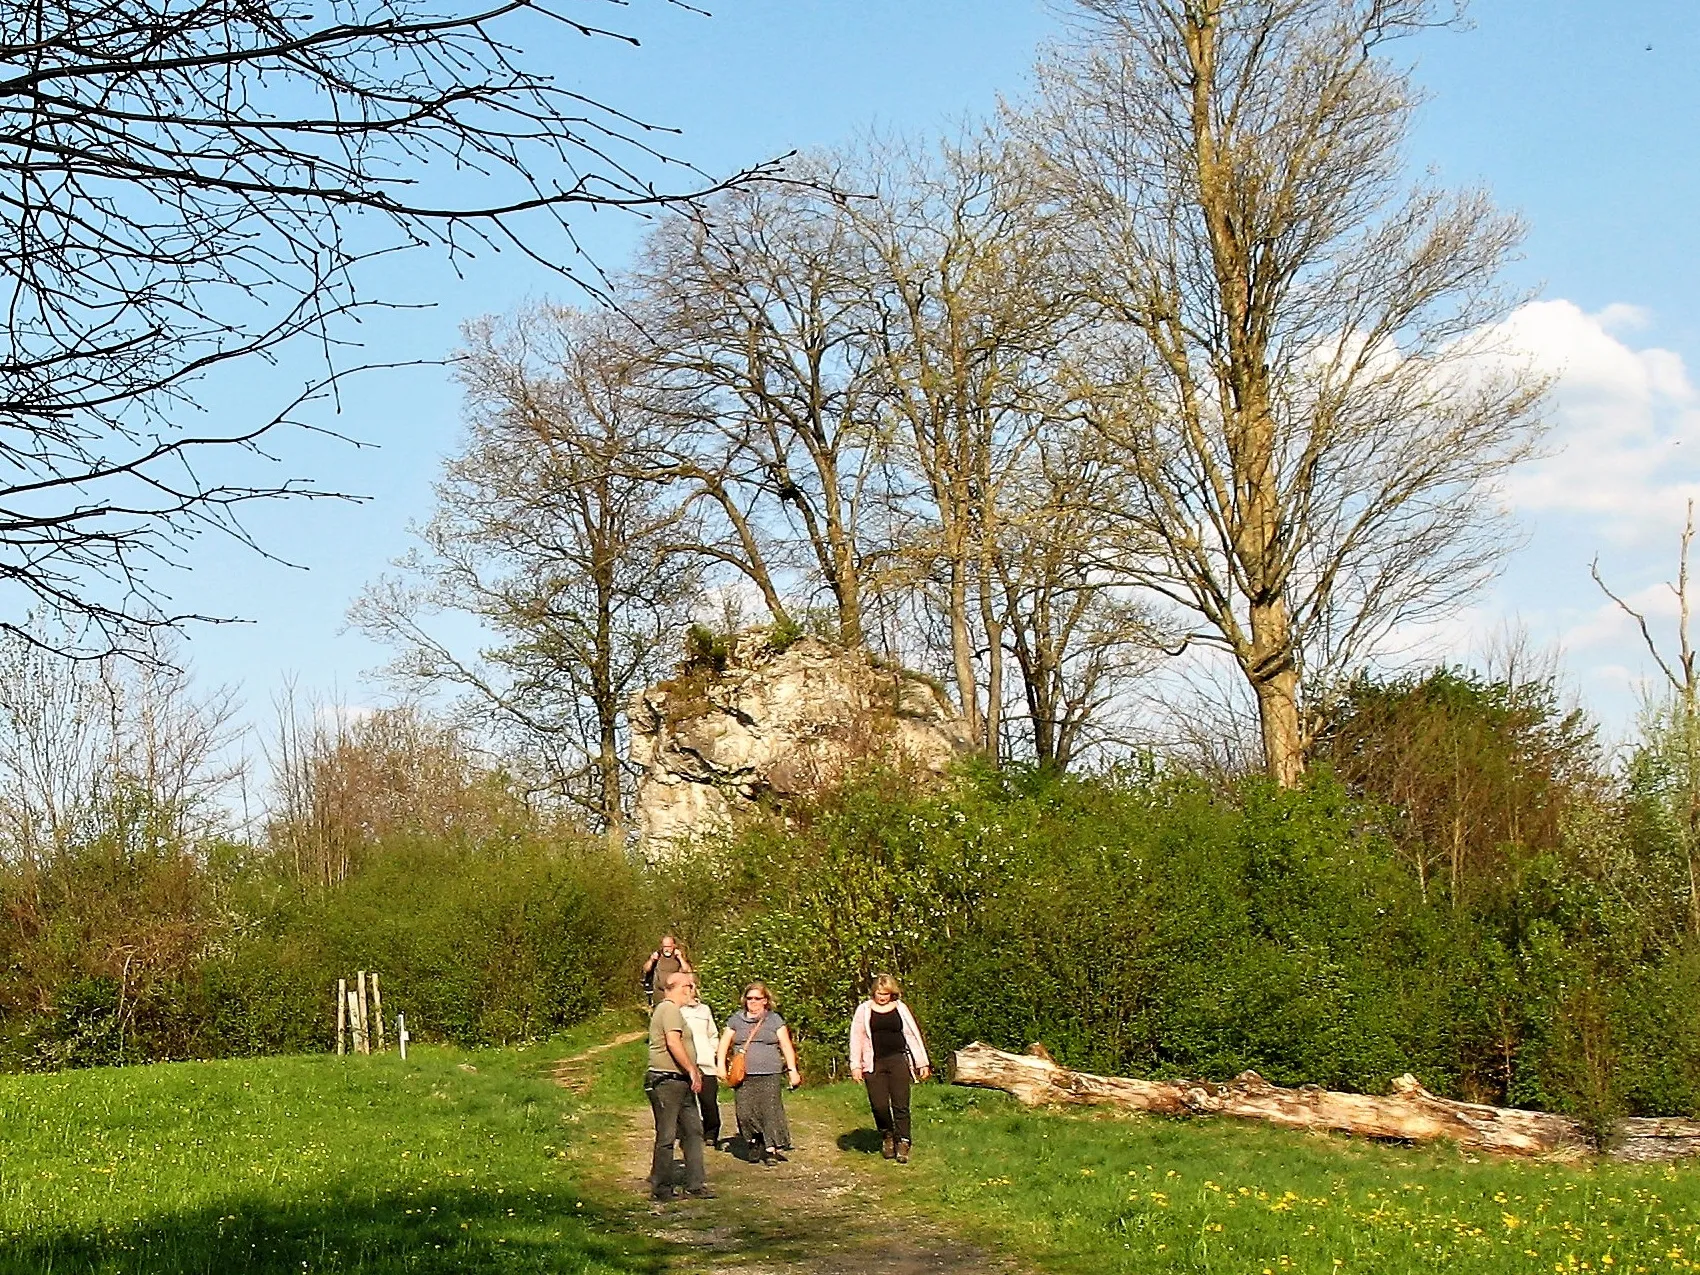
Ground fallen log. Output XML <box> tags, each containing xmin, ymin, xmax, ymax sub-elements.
<box><xmin>950</xmin><ymin>1042</ymin><xmax>1700</xmax><ymax>1163</ymax></box>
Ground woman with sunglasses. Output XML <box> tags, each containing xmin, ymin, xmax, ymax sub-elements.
<box><xmin>716</xmin><ymin>981</ymin><xmax>801</xmax><ymax>1165</ymax></box>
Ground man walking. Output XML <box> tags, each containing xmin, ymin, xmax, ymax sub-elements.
<box><xmin>646</xmin><ymin>971</ymin><xmax>713</xmax><ymax>1202</ymax></box>
<box><xmin>642</xmin><ymin>934</ymin><xmax>692</xmax><ymax>1006</ymax></box>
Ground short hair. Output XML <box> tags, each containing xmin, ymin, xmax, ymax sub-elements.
<box><xmin>871</xmin><ymin>973</ymin><xmax>902</xmax><ymax>998</ymax></box>
<box><xmin>742</xmin><ymin>980</ymin><xmax>776</xmax><ymax>1010</ymax></box>
<box><xmin>663</xmin><ymin>970</ymin><xmax>691</xmax><ymax>992</ymax></box>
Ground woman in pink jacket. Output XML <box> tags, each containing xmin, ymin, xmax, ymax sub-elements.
<box><xmin>848</xmin><ymin>973</ymin><xmax>931</xmax><ymax>1163</ymax></box>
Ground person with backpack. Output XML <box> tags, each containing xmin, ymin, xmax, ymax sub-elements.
<box><xmin>641</xmin><ymin>934</ymin><xmax>692</xmax><ymax>1006</ymax></box>
<box><xmin>848</xmin><ymin>973</ymin><xmax>931</xmax><ymax>1163</ymax></box>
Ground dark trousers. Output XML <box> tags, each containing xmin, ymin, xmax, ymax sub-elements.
<box><xmin>696</xmin><ymin>1074</ymin><xmax>722</xmax><ymax>1146</ymax></box>
<box><xmin>865</xmin><ymin>1055</ymin><xmax>912</xmax><ymax>1144</ymax></box>
<box><xmin>646</xmin><ymin>1072</ymin><xmax>705</xmax><ymax>1193</ymax></box>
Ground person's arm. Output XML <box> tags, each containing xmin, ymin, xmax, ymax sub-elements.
<box><xmin>666</xmin><ymin>1028</ymin><xmax>703</xmax><ymax>1094</ymax></box>
<box><xmin>676</xmin><ymin>949</ymin><xmax>693</xmax><ymax>973</ymax></box>
<box><xmin>716</xmin><ymin>1026</ymin><xmax>735</xmax><ymax>1075</ymax></box>
<box><xmin>849</xmin><ymin>1002</ymin><xmax>868</xmax><ymax>1083</ymax></box>
<box><xmin>900</xmin><ymin>1004</ymin><xmax>932</xmax><ymax>1080</ymax></box>
<box><xmin>777</xmin><ymin>1024</ymin><xmax>801</xmax><ymax>1088</ymax></box>
<box><xmin>642</xmin><ymin>950</ymin><xmax>660</xmax><ymax>974</ymax></box>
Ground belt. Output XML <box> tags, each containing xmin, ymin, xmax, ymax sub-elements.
<box><xmin>646</xmin><ymin>1069</ymin><xmax>688</xmax><ymax>1082</ymax></box>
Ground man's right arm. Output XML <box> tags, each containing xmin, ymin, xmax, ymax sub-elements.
<box><xmin>642</xmin><ymin>951</ymin><xmax>659</xmax><ymax>973</ymax></box>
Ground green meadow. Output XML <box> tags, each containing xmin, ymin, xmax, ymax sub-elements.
<box><xmin>0</xmin><ymin>1016</ymin><xmax>658</xmax><ymax>1275</ymax></box>
<box><xmin>9</xmin><ymin>1026</ymin><xmax>1700</xmax><ymax>1275</ymax></box>
<box><xmin>829</xmin><ymin>1081</ymin><xmax>1700</xmax><ymax>1275</ymax></box>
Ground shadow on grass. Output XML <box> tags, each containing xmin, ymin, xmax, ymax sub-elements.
<box><xmin>835</xmin><ymin>1127</ymin><xmax>884</xmax><ymax>1155</ymax></box>
<box><xmin>1</xmin><ymin>1183</ymin><xmax>669</xmax><ymax>1275</ymax></box>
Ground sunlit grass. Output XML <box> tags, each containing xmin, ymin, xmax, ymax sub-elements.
<box><xmin>0</xmin><ymin>1012</ymin><xmax>660</xmax><ymax>1274</ymax></box>
<box><xmin>794</xmin><ymin>1080</ymin><xmax>1700</xmax><ymax>1274</ymax></box>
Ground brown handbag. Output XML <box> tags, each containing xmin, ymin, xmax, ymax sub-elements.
<box><xmin>725</xmin><ymin>1010</ymin><xmax>767</xmax><ymax>1088</ymax></box>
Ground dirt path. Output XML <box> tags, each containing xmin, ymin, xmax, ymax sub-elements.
<box><xmin>552</xmin><ymin>1038</ymin><xmax>1030</xmax><ymax>1275</ymax></box>
<box><xmin>549</xmin><ymin>1030</ymin><xmax>646</xmax><ymax>1093</ymax></box>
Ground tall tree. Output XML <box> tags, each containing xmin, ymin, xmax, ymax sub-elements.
<box><xmin>0</xmin><ymin>0</ymin><xmax>772</xmax><ymax>655</ymax></box>
<box><xmin>636</xmin><ymin>180</ymin><xmax>882</xmax><ymax>646</ymax></box>
<box><xmin>351</xmin><ymin>308</ymin><xmax>699</xmax><ymax>828</ymax></box>
<box><xmin>1024</xmin><ymin>0</ymin><xmax>1545</xmax><ymax>784</ymax></box>
<box><xmin>852</xmin><ymin>136</ymin><xmax>1072</xmax><ymax>753</ymax></box>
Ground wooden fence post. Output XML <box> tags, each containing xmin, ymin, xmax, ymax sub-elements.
<box><xmin>371</xmin><ymin>972</ymin><xmax>386</xmax><ymax>1052</ymax></box>
<box><xmin>398</xmin><ymin>1012</ymin><xmax>409</xmax><ymax>1061</ymax></box>
<box><xmin>336</xmin><ymin>978</ymin><xmax>347</xmax><ymax>1056</ymax></box>
<box><xmin>347</xmin><ymin>988</ymin><xmax>367</xmax><ymax>1055</ymax></box>
<box><xmin>353</xmin><ymin>972</ymin><xmax>367</xmax><ymax>1060</ymax></box>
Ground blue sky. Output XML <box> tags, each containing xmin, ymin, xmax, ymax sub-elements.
<box><xmin>157</xmin><ymin>0</ymin><xmax>1700</xmax><ymax>757</ymax></box>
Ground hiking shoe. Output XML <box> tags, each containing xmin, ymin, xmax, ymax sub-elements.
<box><xmin>769</xmin><ymin>1149</ymin><xmax>788</xmax><ymax>1162</ymax></box>
<box><xmin>895</xmin><ymin>1139</ymin><xmax>911</xmax><ymax>1164</ymax></box>
<box><xmin>684</xmin><ymin>1186</ymin><xmax>717</xmax><ymax>1199</ymax></box>
<box><xmin>881</xmin><ymin>1133</ymin><xmax>896</xmax><ymax>1160</ymax></box>
<box><xmin>761</xmin><ymin>1149</ymin><xmax>781</xmax><ymax>1166</ymax></box>
<box><xmin>650</xmin><ymin>1187</ymin><xmax>675</xmax><ymax>1202</ymax></box>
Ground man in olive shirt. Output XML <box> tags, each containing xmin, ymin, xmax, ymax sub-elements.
<box><xmin>646</xmin><ymin>971</ymin><xmax>711</xmax><ymax>1201</ymax></box>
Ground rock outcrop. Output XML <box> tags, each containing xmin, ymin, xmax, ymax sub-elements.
<box><xmin>630</xmin><ymin>633</ymin><xmax>973</xmax><ymax>854</ymax></box>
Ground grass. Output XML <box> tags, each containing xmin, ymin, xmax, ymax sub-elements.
<box><xmin>14</xmin><ymin>1017</ymin><xmax>1700</xmax><ymax>1275</ymax></box>
<box><xmin>0</xmin><ymin>1012</ymin><xmax>661</xmax><ymax>1274</ymax></box>
<box><xmin>791</xmin><ymin>1079</ymin><xmax>1700</xmax><ymax>1275</ymax></box>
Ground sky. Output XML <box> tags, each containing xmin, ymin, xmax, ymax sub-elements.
<box><xmin>149</xmin><ymin>0</ymin><xmax>1700</xmax><ymax>763</ymax></box>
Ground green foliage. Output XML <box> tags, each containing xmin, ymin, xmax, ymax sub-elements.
<box><xmin>682</xmin><ymin>623</ymin><xmax>730</xmax><ymax>674</ymax></box>
<box><xmin>0</xmin><ymin>820</ymin><xmax>650</xmax><ymax>1068</ymax></box>
<box><xmin>764</xmin><ymin>615</ymin><xmax>804</xmax><ymax>654</ymax></box>
<box><xmin>675</xmin><ymin>752</ymin><xmax>1700</xmax><ymax>1127</ymax></box>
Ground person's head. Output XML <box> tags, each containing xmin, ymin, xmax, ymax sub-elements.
<box><xmin>659</xmin><ymin>933</ymin><xmax>678</xmax><ymax>956</ymax></box>
<box><xmin>740</xmin><ymin>981</ymin><xmax>775</xmax><ymax>1015</ymax></box>
<box><xmin>663</xmin><ymin>970</ymin><xmax>693</xmax><ymax>1005</ymax></box>
<box><xmin>685</xmin><ymin>975</ymin><xmax>701</xmax><ymax>1006</ymax></box>
<box><xmin>870</xmin><ymin>973</ymin><xmax>901</xmax><ymax>1004</ymax></box>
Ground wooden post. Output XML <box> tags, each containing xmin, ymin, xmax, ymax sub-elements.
<box><xmin>348</xmin><ymin>988</ymin><xmax>367</xmax><ymax>1055</ymax></box>
<box><xmin>398</xmin><ymin>1012</ymin><xmax>409</xmax><ymax>1061</ymax></box>
<box><xmin>371</xmin><ymin>972</ymin><xmax>386</xmax><ymax>1052</ymax></box>
<box><xmin>356</xmin><ymin>970</ymin><xmax>370</xmax><ymax>1056</ymax></box>
<box><xmin>336</xmin><ymin>978</ymin><xmax>347</xmax><ymax>1056</ymax></box>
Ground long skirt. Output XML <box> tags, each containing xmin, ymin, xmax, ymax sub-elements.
<box><xmin>733</xmin><ymin>1072</ymin><xmax>792</xmax><ymax>1151</ymax></box>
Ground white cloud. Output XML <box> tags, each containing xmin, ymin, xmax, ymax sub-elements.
<box><xmin>1491</xmin><ymin>300</ymin><xmax>1700</xmax><ymax>541</ymax></box>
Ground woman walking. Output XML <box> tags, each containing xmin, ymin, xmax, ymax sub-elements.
<box><xmin>679</xmin><ymin>978</ymin><xmax>724</xmax><ymax>1150</ymax></box>
<box><xmin>849</xmin><ymin>973</ymin><xmax>930</xmax><ymax>1163</ymax></box>
<box><xmin>717</xmin><ymin>981</ymin><xmax>801</xmax><ymax>1165</ymax></box>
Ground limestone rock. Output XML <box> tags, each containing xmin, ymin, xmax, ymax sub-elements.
<box><xmin>631</xmin><ymin>633</ymin><xmax>973</xmax><ymax>854</ymax></box>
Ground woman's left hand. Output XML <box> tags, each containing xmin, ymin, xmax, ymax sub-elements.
<box><xmin>918</xmin><ymin>1066</ymin><xmax>933</xmax><ymax>1082</ymax></box>
<box><xmin>787</xmin><ymin>1067</ymin><xmax>801</xmax><ymax>1089</ymax></box>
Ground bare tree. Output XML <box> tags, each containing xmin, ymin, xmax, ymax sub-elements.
<box><xmin>351</xmin><ymin>307</ymin><xmax>699</xmax><ymax>828</ymax></box>
<box><xmin>851</xmin><ymin>135</ymin><xmax>1075</xmax><ymax>753</ymax></box>
<box><xmin>1596</xmin><ymin>502</ymin><xmax>1700</xmax><ymax>934</ymax></box>
<box><xmin>0</xmin><ymin>0</ymin><xmax>776</xmax><ymax>655</ymax></box>
<box><xmin>0</xmin><ymin>622</ymin><xmax>240</xmax><ymax>873</ymax></box>
<box><xmin>1023</xmin><ymin>0</ymin><xmax>1545</xmax><ymax>784</ymax></box>
<box><xmin>636</xmin><ymin>178</ymin><xmax>883</xmax><ymax>646</ymax></box>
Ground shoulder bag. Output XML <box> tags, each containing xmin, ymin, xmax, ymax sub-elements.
<box><xmin>725</xmin><ymin>1010</ymin><xmax>767</xmax><ymax>1088</ymax></box>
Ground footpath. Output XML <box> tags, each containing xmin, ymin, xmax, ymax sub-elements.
<box><xmin>553</xmin><ymin>1036</ymin><xmax>1030</xmax><ymax>1275</ymax></box>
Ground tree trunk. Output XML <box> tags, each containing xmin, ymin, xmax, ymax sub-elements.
<box><xmin>954</xmin><ymin>1042</ymin><xmax>1700</xmax><ymax>1163</ymax></box>
<box><xmin>948</xmin><ymin>557</ymin><xmax>984</xmax><ymax>743</ymax></box>
<box><xmin>1249</xmin><ymin>599</ymin><xmax>1305</xmax><ymax>787</ymax></box>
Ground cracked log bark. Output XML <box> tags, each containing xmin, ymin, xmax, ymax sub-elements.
<box><xmin>951</xmin><ymin>1042</ymin><xmax>1700</xmax><ymax>1163</ymax></box>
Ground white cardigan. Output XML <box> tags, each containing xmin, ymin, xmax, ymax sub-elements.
<box><xmin>848</xmin><ymin>999</ymin><xmax>929</xmax><ymax>1075</ymax></box>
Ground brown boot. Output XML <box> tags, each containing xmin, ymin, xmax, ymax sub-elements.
<box><xmin>881</xmin><ymin>1133</ymin><xmax>896</xmax><ymax>1160</ymax></box>
<box><xmin>895</xmin><ymin>1139</ymin><xmax>911</xmax><ymax>1164</ymax></box>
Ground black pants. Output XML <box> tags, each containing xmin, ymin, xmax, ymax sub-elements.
<box><xmin>646</xmin><ymin>1072</ymin><xmax>704</xmax><ymax>1193</ymax></box>
<box><xmin>696</xmin><ymin>1074</ymin><xmax>722</xmax><ymax>1146</ymax></box>
<box><xmin>865</xmin><ymin>1055</ymin><xmax>912</xmax><ymax>1144</ymax></box>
